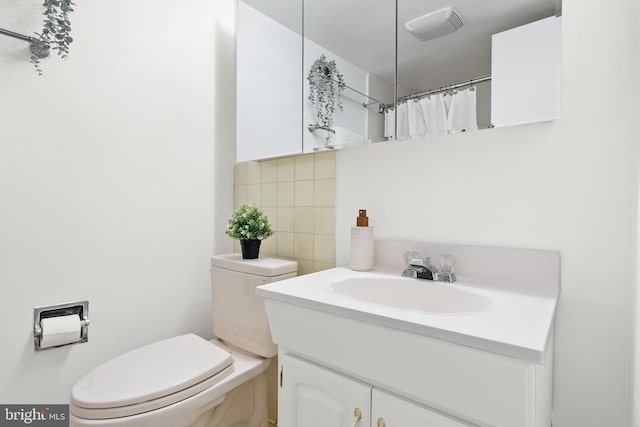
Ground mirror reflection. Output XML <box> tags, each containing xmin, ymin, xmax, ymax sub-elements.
<box><xmin>303</xmin><ymin>0</ymin><xmax>396</xmax><ymax>152</ymax></box>
<box><xmin>236</xmin><ymin>0</ymin><xmax>562</xmax><ymax>162</ymax></box>
<box><xmin>396</xmin><ymin>0</ymin><xmax>562</xmax><ymax>139</ymax></box>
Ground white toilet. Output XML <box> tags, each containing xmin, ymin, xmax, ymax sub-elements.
<box><xmin>69</xmin><ymin>254</ymin><xmax>297</xmax><ymax>427</ymax></box>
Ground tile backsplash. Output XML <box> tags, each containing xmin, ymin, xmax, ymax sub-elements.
<box><xmin>233</xmin><ymin>152</ymin><xmax>336</xmax><ymax>275</ymax></box>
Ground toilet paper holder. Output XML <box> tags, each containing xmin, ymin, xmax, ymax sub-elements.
<box><xmin>33</xmin><ymin>300</ymin><xmax>90</xmax><ymax>351</ymax></box>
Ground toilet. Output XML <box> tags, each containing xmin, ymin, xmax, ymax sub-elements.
<box><xmin>69</xmin><ymin>254</ymin><xmax>297</xmax><ymax>427</ymax></box>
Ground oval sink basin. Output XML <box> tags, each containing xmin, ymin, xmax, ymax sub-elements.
<box><xmin>331</xmin><ymin>277</ymin><xmax>491</xmax><ymax>313</ymax></box>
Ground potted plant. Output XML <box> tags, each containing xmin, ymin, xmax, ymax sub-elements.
<box><xmin>226</xmin><ymin>205</ymin><xmax>274</xmax><ymax>259</ymax></box>
<box><xmin>307</xmin><ymin>54</ymin><xmax>346</xmax><ymax>130</ymax></box>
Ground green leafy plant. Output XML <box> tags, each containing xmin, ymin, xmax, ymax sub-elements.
<box><xmin>307</xmin><ymin>54</ymin><xmax>346</xmax><ymax>129</ymax></box>
<box><xmin>226</xmin><ymin>205</ymin><xmax>274</xmax><ymax>241</ymax></box>
<box><xmin>31</xmin><ymin>0</ymin><xmax>75</xmax><ymax>75</ymax></box>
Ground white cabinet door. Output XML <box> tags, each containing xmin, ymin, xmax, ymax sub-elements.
<box><xmin>279</xmin><ymin>354</ymin><xmax>371</xmax><ymax>427</ymax></box>
<box><xmin>236</xmin><ymin>1</ymin><xmax>303</xmax><ymax>162</ymax></box>
<box><xmin>372</xmin><ymin>389</ymin><xmax>473</xmax><ymax>427</ymax></box>
<box><xmin>491</xmin><ymin>16</ymin><xmax>561</xmax><ymax>127</ymax></box>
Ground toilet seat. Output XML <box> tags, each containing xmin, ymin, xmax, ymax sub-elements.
<box><xmin>71</xmin><ymin>334</ymin><xmax>234</xmax><ymax>419</ymax></box>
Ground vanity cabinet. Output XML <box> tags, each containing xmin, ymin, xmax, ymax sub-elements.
<box><xmin>279</xmin><ymin>354</ymin><xmax>472</xmax><ymax>427</ymax></box>
<box><xmin>266</xmin><ymin>299</ymin><xmax>553</xmax><ymax>427</ymax></box>
<box><xmin>278</xmin><ymin>354</ymin><xmax>371</xmax><ymax>427</ymax></box>
<box><xmin>259</xmin><ymin>243</ymin><xmax>558</xmax><ymax>427</ymax></box>
<box><xmin>372</xmin><ymin>390</ymin><xmax>472</xmax><ymax>427</ymax></box>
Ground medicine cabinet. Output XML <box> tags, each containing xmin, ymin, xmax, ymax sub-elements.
<box><xmin>236</xmin><ymin>0</ymin><xmax>562</xmax><ymax>162</ymax></box>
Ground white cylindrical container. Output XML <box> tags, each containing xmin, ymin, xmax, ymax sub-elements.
<box><xmin>350</xmin><ymin>226</ymin><xmax>374</xmax><ymax>271</ymax></box>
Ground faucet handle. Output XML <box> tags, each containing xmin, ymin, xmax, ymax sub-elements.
<box><xmin>403</xmin><ymin>251</ymin><xmax>420</xmax><ymax>267</ymax></box>
<box><xmin>437</xmin><ymin>254</ymin><xmax>455</xmax><ymax>273</ymax></box>
<box><xmin>435</xmin><ymin>254</ymin><xmax>456</xmax><ymax>283</ymax></box>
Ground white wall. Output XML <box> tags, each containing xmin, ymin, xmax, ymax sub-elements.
<box><xmin>0</xmin><ymin>0</ymin><xmax>235</xmax><ymax>403</ymax></box>
<box><xmin>336</xmin><ymin>0</ymin><xmax>637</xmax><ymax>425</ymax></box>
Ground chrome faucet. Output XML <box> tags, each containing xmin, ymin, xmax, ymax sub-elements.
<box><xmin>401</xmin><ymin>253</ymin><xmax>457</xmax><ymax>283</ymax></box>
<box><xmin>401</xmin><ymin>257</ymin><xmax>438</xmax><ymax>280</ymax></box>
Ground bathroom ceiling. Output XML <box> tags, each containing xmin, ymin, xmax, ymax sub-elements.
<box><xmin>394</xmin><ymin>0</ymin><xmax>560</xmax><ymax>90</ymax></box>
<box><xmin>243</xmin><ymin>0</ymin><xmax>560</xmax><ymax>92</ymax></box>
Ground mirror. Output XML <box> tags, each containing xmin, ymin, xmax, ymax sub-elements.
<box><xmin>236</xmin><ymin>0</ymin><xmax>562</xmax><ymax>162</ymax></box>
<box><xmin>396</xmin><ymin>0</ymin><xmax>562</xmax><ymax>139</ymax></box>
<box><xmin>302</xmin><ymin>0</ymin><xmax>396</xmax><ymax>152</ymax></box>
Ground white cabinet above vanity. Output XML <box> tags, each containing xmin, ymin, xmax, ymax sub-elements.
<box><xmin>257</xmin><ymin>240</ymin><xmax>560</xmax><ymax>427</ymax></box>
<box><xmin>236</xmin><ymin>0</ymin><xmax>562</xmax><ymax>161</ymax></box>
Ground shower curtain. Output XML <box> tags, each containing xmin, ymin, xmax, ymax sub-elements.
<box><xmin>385</xmin><ymin>87</ymin><xmax>478</xmax><ymax>140</ymax></box>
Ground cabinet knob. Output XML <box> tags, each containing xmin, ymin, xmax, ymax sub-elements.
<box><xmin>377</xmin><ymin>418</ymin><xmax>386</xmax><ymax>427</ymax></box>
<box><xmin>351</xmin><ymin>407</ymin><xmax>362</xmax><ymax>427</ymax></box>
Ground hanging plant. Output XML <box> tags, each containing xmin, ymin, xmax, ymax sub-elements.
<box><xmin>307</xmin><ymin>54</ymin><xmax>346</xmax><ymax>129</ymax></box>
<box><xmin>31</xmin><ymin>0</ymin><xmax>75</xmax><ymax>75</ymax></box>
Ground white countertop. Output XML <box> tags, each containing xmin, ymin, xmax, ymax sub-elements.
<box><xmin>257</xmin><ymin>266</ymin><xmax>559</xmax><ymax>363</ymax></box>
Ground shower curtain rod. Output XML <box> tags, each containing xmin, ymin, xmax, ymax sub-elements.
<box><xmin>379</xmin><ymin>74</ymin><xmax>492</xmax><ymax>112</ymax></box>
<box><xmin>402</xmin><ymin>74</ymin><xmax>492</xmax><ymax>102</ymax></box>
<box><xmin>0</xmin><ymin>27</ymin><xmax>50</xmax><ymax>58</ymax></box>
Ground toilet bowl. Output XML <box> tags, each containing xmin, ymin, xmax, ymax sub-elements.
<box><xmin>69</xmin><ymin>255</ymin><xmax>297</xmax><ymax>427</ymax></box>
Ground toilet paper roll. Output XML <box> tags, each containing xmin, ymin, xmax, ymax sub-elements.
<box><xmin>40</xmin><ymin>315</ymin><xmax>82</xmax><ymax>348</ymax></box>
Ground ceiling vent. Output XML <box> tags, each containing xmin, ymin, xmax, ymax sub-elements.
<box><xmin>404</xmin><ymin>7</ymin><xmax>464</xmax><ymax>41</ymax></box>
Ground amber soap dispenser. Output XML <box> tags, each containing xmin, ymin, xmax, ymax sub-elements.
<box><xmin>350</xmin><ymin>209</ymin><xmax>374</xmax><ymax>271</ymax></box>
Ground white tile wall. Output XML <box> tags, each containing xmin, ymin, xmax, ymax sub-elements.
<box><xmin>233</xmin><ymin>152</ymin><xmax>337</xmax><ymax>272</ymax></box>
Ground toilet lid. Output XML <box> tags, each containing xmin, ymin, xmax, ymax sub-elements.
<box><xmin>71</xmin><ymin>334</ymin><xmax>233</xmax><ymax>412</ymax></box>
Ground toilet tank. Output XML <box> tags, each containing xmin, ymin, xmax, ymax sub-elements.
<box><xmin>211</xmin><ymin>254</ymin><xmax>297</xmax><ymax>358</ymax></box>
